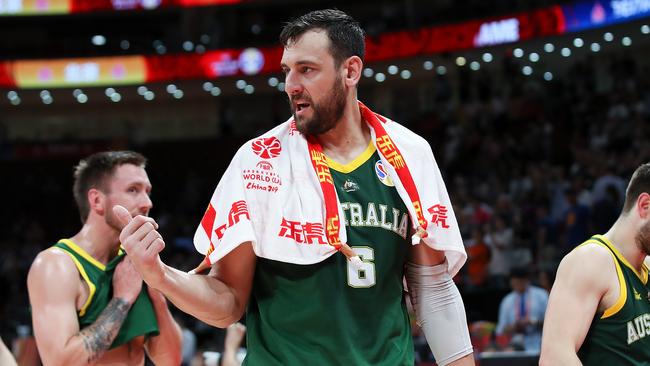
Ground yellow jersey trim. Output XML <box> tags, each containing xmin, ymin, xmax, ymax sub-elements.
<box><xmin>326</xmin><ymin>142</ymin><xmax>376</xmax><ymax>174</ymax></box>
<box><xmin>578</xmin><ymin>239</ymin><xmax>627</xmax><ymax>319</ymax></box>
<box><xmin>50</xmin><ymin>247</ymin><xmax>96</xmax><ymax>317</ymax></box>
<box><xmin>594</xmin><ymin>235</ymin><xmax>648</xmax><ymax>285</ymax></box>
<box><xmin>59</xmin><ymin>239</ymin><xmax>107</xmax><ymax>271</ymax></box>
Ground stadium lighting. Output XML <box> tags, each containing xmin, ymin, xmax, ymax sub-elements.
<box><xmin>203</xmin><ymin>82</ymin><xmax>214</xmax><ymax>91</ymax></box>
<box><xmin>482</xmin><ymin>53</ymin><xmax>493</xmax><ymax>62</ymax></box>
<box><xmin>543</xmin><ymin>72</ymin><xmax>553</xmax><ymax>81</ymax></box>
<box><xmin>153</xmin><ymin>40</ymin><xmax>167</xmax><ymax>54</ymax></box>
<box><xmin>436</xmin><ymin>65</ymin><xmax>447</xmax><ymax>75</ymax></box>
<box><xmin>375</xmin><ymin>73</ymin><xmax>386</xmax><ymax>82</ymax></box>
<box><xmin>120</xmin><ymin>40</ymin><xmax>130</xmax><ymax>50</ymax></box>
<box><xmin>277</xmin><ymin>82</ymin><xmax>285</xmax><ymax>92</ymax></box>
<box><xmin>529</xmin><ymin>52</ymin><xmax>539</xmax><ymax>62</ymax></box>
<box><xmin>91</xmin><ymin>35</ymin><xmax>106</xmax><ymax>46</ymax></box>
<box><xmin>166</xmin><ymin>84</ymin><xmax>177</xmax><ymax>94</ymax></box>
<box><xmin>195</xmin><ymin>45</ymin><xmax>206</xmax><ymax>54</ymax></box>
<box><xmin>110</xmin><ymin>93</ymin><xmax>121</xmax><ymax>102</ymax></box>
<box><xmin>513</xmin><ymin>48</ymin><xmax>524</xmax><ymax>58</ymax></box>
<box><xmin>363</xmin><ymin>68</ymin><xmax>374</xmax><ymax>77</ymax></box>
<box><xmin>210</xmin><ymin>87</ymin><xmax>221</xmax><ymax>96</ymax></box>
<box><xmin>137</xmin><ymin>86</ymin><xmax>148</xmax><ymax>95</ymax></box>
<box><xmin>590</xmin><ymin>42</ymin><xmax>601</xmax><ymax>52</ymax></box>
<box><xmin>544</xmin><ymin>43</ymin><xmax>554</xmax><ymax>52</ymax></box>
<box><xmin>173</xmin><ymin>89</ymin><xmax>184</xmax><ymax>99</ymax></box>
<box><xmin>244</xmin><ymin>85</ymin><xmax>255</xmax><ymax>94</ymax></box>
<box><xmin>561</xmin><ymin>47</ymin><xmax>572</xmax><ymax>57</ymax></box>
<box><xmin>423</xmin><ymin>61</ymin><xmax>434</xmax><ymax>70</ymax></box>
<box><xmin>267</xmin><ymin>77</ymin><xmax>279</xmax><ymax>87</ymax></box>
<box><xmin>40</xmin><ymin>90</ymin><xmax>50</xmax><ymax>99</ymax></box>
<box><xmin>400</xmin><ymin>70</ymin><xmax>412</xmax><ymax>79</ymax></box>
<box><xmin>10</xmin><ymin>97</ymin><xmax>20</xmax><ymax>105</ymax></box>
<box><xmin>200</xmin><ymin>34</ymin><xmax>211</xmax><ymax>44</ymax></box>
<box><xmin>604</xmin><ymin>32</ymin><xmax>614</xmax><ymax>42</ymax></box>
<box><xmin>105</xmin><ymin>87</ymin><xmax>116</xmax><ymax>97</ymax></box>
<box><xmin>387</xmin><ymin>65</ymin><xmax>399</xmax><ymax>75</ymax></box>
<box><xmin>455</xmin><ymin>56</ymin><xmax>466</xmax><ymax>66</ymax></box>
<box><xmin>622</xmin><ymin>36</ymin><xmax>632</xmax><ymax>46</ymax></box>
<box><xmin>73</xmin><ymin>89</ymin><xmax>83</xmax><ymax>98</ymax></box>
<box><xmin>76</xmin><ymin>94</ymin><xmax>88</xmax><ymax>103</ymax></box>
<box><xmin>144</xmin><ymin>91</ymin><xmax>155</xmax><ymax>100</ymax></box>
<box><xmin>236</xmin><ymin>80</ymin><xmax>247</xmax><ymax>89</ymax></box>
<box><xmin>642</xmin><ymin>25</ymin><xmax>650</xmax><ymax>34</ymax></box>
<box><xmin>42</xmin><ymin>95</ymin><xmax>53</xmax><ymax>104</ymax></box>
<box><xmin>182</xmin><ymin>41</ymin><xmax>194</xmax><ymax>52</ymax></box>
<box><xmin>470</xmin><ymin>61</ymin><xmax>480</xmax><ymax>71</ymax></box>
<box><xmin>7</xmin><ymin>91</ymin><xmax>18</xmax><ymax>100</ymax></box>
<box><xmin>573</xmin><ymin>38</ymin><xmax>584</xmax><ymax>47</ymax></box>
<box><xmin>522</xmin><ymin>66</ymin><xmax>533</xmax><ymax>76</ymax></box>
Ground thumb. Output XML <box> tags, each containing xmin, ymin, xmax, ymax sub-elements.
<box><xmin>112</xmin><ymin>205</ymin><xmax>133</xmax><ymax>229</ymax></box>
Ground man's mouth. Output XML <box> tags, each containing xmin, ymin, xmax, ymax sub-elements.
<box><xmin>296</xmin><ymin>102</ymin><xmax>310</xmax><ymax>112</ymax></box>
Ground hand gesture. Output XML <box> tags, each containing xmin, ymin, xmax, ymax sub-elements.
<box><xmin>113</xmin><ymin>205</ymin><xmax>167</xmax><ymax>288</ymax></box>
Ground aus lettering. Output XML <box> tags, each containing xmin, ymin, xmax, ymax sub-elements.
<box><xmin>627</xmin><ymin>313</ymin><xmax>650</xmax><ymax>345</ymax></box>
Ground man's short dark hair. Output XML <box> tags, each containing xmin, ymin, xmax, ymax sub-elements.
<box><xmin>509</xmin><ymin>267</ymin><xmax>530</xmax><ymax>280</ymax></box>
<box><xmin>73</xmin><ymin>151</ymin><xmax>147</xmax><ymax>223</ymax></box>
<box><xmin>622</xmin><ymin>162</ymin><xmax>650</xmax><ymax>213</ymax></box>
<box><xmin>279</xmin><ymin>9</ymin><xmax>365</xmax><ymax>67</ymax></box>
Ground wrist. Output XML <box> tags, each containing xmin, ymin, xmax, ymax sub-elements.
<box><xmin>112</xmin><ymin>295</ymin><xmax>136</xmax><ymax>307</ymax></box>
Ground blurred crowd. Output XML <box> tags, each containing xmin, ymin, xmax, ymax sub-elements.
<box><xmin>1</xmin><ymin>47</ymin><xmax>649</xmax><ymax>364</ymax></box>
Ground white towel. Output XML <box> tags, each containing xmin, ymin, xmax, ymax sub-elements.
<box><xmin>194</xmin><ymin>101</ymin><xmax>467</xmax><ymax>276</ymax></box>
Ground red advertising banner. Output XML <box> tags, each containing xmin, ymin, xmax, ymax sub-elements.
<box><xmin>0</xmin><ymin>5</ymin><xmax>567</xmax><ymax>89</ymax></box>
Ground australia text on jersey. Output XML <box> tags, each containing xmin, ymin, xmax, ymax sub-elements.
<box><xmin>340</xmin><ymin>201</ymin><xmax>409</xmax><ymax>239</ymax></box>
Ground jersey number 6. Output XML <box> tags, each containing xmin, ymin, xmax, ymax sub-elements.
<box><xmin>347</xmin><ymin>246</ymin><xmax>376</xmax><ymax>288</ymax></box>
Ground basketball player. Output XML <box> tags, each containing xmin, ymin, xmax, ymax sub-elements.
<box><xmin>115</xmin><ymin>9</ymin><xmax>474</xmax><ymax>366</ymax></box>
<box><xmin>540</xmin><ymin>162</ymin><xmax>650</xmax><ymax>365</ymax></box>
<box><xmin>27</xmin><ymin>151</ymin><xmax>182</xmax><ymax>365</ymax></box>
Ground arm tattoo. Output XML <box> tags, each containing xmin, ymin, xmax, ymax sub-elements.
<box><xmin>78</xmin><ymin>298</ymin><xmax>131</xmax><ymax>363</ymax></box>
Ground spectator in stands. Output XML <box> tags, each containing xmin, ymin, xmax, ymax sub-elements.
<box><xmin>495</xmin><ymin>267</ymin><xmax>548</xmax><ymax>352</ymax></box>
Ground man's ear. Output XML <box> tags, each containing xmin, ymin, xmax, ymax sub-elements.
<box><xmin>342</xmin><ymin>56</ymin><xmax>363</xmax><ymax>87</ymax></box>
<box><xmin>88</xmin><ymin>188</ymin><xmax>105</xmax><ymax>216</ymax></box>
<box><xmin>637</xmin><ymin>192</ymin><xmax>650</xmax><ymax>219</ymax></box>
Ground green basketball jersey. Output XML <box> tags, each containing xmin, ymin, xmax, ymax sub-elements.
<box><xmin>578</xmin><ymin>235</ymin><xmax>650</xmax><ymax>365</ymax></box>
<box><xmin>52</xmin><ymin>239</ymin><xmax>159</xmax><ymax>349</ymax></box>
<box><xmin>244</xmin><ymin>145</ymin><xmax>414</xmax><ymax>365</ymax></box>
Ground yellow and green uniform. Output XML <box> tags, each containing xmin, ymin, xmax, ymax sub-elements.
<box><xmin>244</xmin><ymin>144</ymin><xmax>414</xmax><ymax>365</ymax></box>
<box><xmin>578</xmin><ymin>235</ymin><xmax>650</xmax><ymax>365</ymax></box>
<box><xmin>52</xmin><ymin>239</ymin><xmax>159</xmax><ymax>349</ymax></box>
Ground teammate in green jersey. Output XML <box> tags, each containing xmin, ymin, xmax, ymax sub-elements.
<box><xmin>114</xmin><ymin>9</ymin><xmax>474</xmax><ymax>366</ymax></box>
<box><xmin>27</xmin><ymin>151</ymin><xmax>182</xmax><ymax>365</ymax></box>
<box><xmin>540</xmin><ymin>162</ymin><xmax>650</xmax><ymax>365</ymax></box>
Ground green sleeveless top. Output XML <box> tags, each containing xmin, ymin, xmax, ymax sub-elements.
<box><xmin>244</xmin><ymin>145</ymin><xmax>414</xmax><ymax>365</ymax></box>
<box><xmin>578</xmin><ymin>235</ymin><xmax>650</xmax><ymax>365</ymax></box>
<box><xmin>52</xmin><ymin>239</ymin><xmax>159</xmax><ymax>349</ymax></box>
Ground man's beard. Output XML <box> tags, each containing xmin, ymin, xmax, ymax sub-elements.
<box><xmin>635</xmin><ymin>220</ymin><xmax>650</xmax><ymax>255</ymax></box>
<box><xmin>104</xmin><ymin>200</ymin><xmax>147</xmax><ymax>232</ymax></box>
<box><xmin>291</xmin><ymin>75</ymin><xmax>347</xmax><ymax>136</ymax></box>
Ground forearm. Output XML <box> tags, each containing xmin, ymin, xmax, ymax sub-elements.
<box><xmin>153</xmin><ymin>264</ymin><xmax>241</xmax><ymax>328</ymax></box>
<box><xmin>406</xmin><ymin>262</ymin><xmax>474</xmax><ymax>366</ymax></box>
<box><xmin>49</xmin><ymin>298</ymin><xmax>131</xmax><ymax>366</ymax></box>
<box><xmin>146</xmin><ymin>290</ymin><xmax>183</xmax><ymax>366</ymax></box>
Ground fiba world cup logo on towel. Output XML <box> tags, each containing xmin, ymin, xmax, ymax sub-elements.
<box><xmin>375</xmin><ymin>160</ymin><xmax>394</xmax><ymax>187</ymax></box>
<box><xmin>251</xmin><ymin>137</ymin><xmax>282</xmax><ymax>159</ymax></box>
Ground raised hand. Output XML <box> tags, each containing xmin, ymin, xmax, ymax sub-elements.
<box><xmin>113</xmin><ymin>205</ymin><xmax>167</xmax><ymax>288</ymax></box>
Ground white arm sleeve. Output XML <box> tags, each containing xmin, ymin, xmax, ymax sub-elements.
<box><xmin>405</xmin><ymin>261</ymin><xmax>473</xmax><ymax>366</ymax></box>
